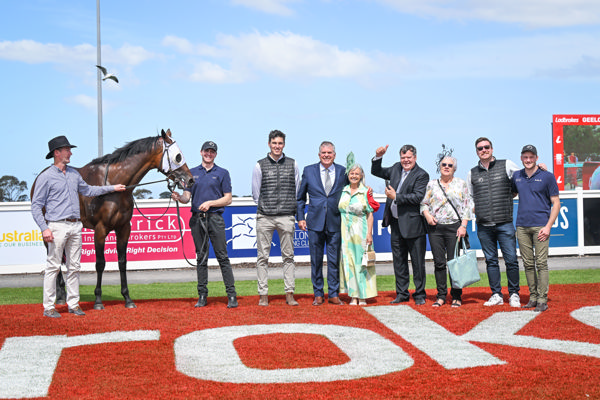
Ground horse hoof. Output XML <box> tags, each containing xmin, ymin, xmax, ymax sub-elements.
<box><xmin>93</xmin><ymin>304</ymin><xmax>105</xmax><ymax>310</ymax></box>
<box><xmin>125</xmin><ymin>302</ymin><xmax>137</xmax><ymax>309</ymax></box>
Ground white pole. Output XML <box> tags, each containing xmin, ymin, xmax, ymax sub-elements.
<box><xmin>96</xmin><ymin>0</ymin><xmax>103</xmax><ymax>157</ymax></box>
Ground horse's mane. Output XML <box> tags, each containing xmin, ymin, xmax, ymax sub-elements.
<box><xmin>88</xmin><ymin>136</ymin><xmax>159</xmax><ymax>165</ymax></box>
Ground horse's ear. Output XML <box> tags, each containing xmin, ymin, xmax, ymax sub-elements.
<box><xmin>160</xmin><ymin>129</ymin><xmax>172</xmax><ymax>140</ymax></box>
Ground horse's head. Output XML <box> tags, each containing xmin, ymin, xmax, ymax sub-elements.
<box><xmin>158</xmin><ymin>129</ymin><xmax>194</xmax><ymax>189</ymax></box>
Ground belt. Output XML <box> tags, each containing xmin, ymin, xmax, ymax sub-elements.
<box><xmin>193</xmin><ymin>211</ymin><xmax>222</xmax><ymax>218</ymax></box>
<box><xmin>57</xmin><ymin>218</ymin><xmax>80</xmax><ymax>223</ymax></box>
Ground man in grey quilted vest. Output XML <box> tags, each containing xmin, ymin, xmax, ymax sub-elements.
<box><xmin>251</xmin><ymin>130</ymin><xmax>301</xmax><ymax>306</ymax></box>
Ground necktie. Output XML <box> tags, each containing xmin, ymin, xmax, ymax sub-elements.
<box><xmin>324</xmin><ymin>168</ymin><xmax>333</xmax><ymax>195</ymax></box>
<box><xmin>391</xmin><ymin>170</ymin><xmax>409</xmax><ymax>218</ymax></box>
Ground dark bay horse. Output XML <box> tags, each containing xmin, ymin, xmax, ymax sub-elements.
<box><xmin>34</xmin><ymin>129</ymin><xmax>194</xmax><ymax>310</ymax></box>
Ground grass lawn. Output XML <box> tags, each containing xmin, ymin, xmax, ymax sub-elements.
<box><xmin>1</xmin><ymin>268</ymin><xmax>598</xmax><ymax>305</ymax></box>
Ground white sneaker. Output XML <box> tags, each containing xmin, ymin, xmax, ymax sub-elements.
<box><xmin>509</xmin><ymin>293</ymin><xmax>521</xmax><ymax>308</ymax></box>
<box><xmin>484</xmin><ymin>293</ymin><xmax>504</xmax><ymax>306</ymax></box>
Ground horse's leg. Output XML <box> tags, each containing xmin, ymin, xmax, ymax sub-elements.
<box><xmin>93</xmin><ymin>230</ymin><xmax>108</xmax><ymax>310</ymax></box>
<box><xmin>116</xmin><ymin>225</ymin><xmax>136</xmax><ymax>308</ymax></box>
<box><xmin>54</xmin><ymin>249</ymin><xmax>67</xmax><ymax>304</ymax></box>
<box><xmin>55</xmin><ymin>270</ymin><xmax>66</xmax><ymax>305</ymax></box>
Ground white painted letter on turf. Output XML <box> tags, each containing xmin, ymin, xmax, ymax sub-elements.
<box><xmin>174</xmin><ymin>323</ymin><xmax>413</xmax><ymax>383</ymax></box>
<box><xmin>0</xmin><ymin>330</ymin><xmax>160</xmax><ymax>399</ymax></box>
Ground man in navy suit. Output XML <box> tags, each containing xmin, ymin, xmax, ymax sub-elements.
<box><xmin>297</xmin><ymin>141</ymin><xmax>346</xmax><ymax>305</ymax></box>
<box><xmin>372</xmin><ymin>144</ymin><xmax>429</xmax><ymax>305</ymax></box>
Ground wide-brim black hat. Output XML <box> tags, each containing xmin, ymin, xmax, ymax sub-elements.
<box><xmin>46</xmin><ymin>135</ymin><xmax>77</xmax><ymax>159</ymax></box>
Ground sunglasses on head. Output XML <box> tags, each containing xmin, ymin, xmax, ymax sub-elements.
<box><xmin>477</xmin><ymin>145</ymin><xmax>491</xmax><ymax>151</ymax></box>
<box><xmin>441</xmin><ymin>163</ymin><xmax>453</xmax><ymax>168</ymax></box>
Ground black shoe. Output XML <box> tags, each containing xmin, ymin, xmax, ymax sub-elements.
<box><xmin>227</xmin><ymin>296</ymin><xmax>238</xmax><ymax>308</ymax></box>
<box><xmin>534</xmin><ymin>302</ymin><xmax>548</xmax><ymax>312</ymax></box>
<box><xmin>390</xmin><ymin>295</ymin><xmax>410</xmax><ymax>304</ymax></box>
<box><xmin>195</xmin><ymin>295</ymin><xmax>207</xmax><ymax>308</ymax></box>
<box><xmin>415</xmin><ymin>298</ymin><xmax>426</xmax><ymax>306</ymax></box>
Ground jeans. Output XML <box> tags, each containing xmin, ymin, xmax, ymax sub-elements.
<box><xmin>477</xmin><ymin>222</ymin><xmax>520</xmax><ymax>296</ymax></box>
<box><xmin>516</xmin><ymin>226</ymin><xmax>549</xmax><ymax>304</ymax></box>
<box><xmin>427</xmin><ymin>221</ymin><xmax>465</xmax><ymax>301</ymax></box>
<box><xmin>189</xmin><ymin>213</ymin><xmax>236</xmax><ymax>297</ymax></box>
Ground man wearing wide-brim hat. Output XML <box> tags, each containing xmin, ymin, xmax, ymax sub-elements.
<box><xmin>31</xmin><ymin>135</ymin><xmax>126</xmax><ymax>318</ymax></box>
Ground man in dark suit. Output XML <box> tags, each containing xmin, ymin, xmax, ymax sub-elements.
<box><xmin>297</xmin><ymin>141</ymin><xmax>346</xmax><ymax>306</ymax></box>
<box><xmin>371</xmin><ymin>144</ymin><xmax>429</xmax><ymax>305</ymax></box>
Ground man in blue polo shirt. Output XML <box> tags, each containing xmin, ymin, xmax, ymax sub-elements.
<box><xmin>171</xmin><ymin>140</ymin><xmax>238</xmax><ymax>308</ymax></box>
<box><xmin>512</xmin><ymin>144</ymin><xmax>560</xmax><ymax>312</ymax></box>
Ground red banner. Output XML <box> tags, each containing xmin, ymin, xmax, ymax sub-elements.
<box><xmin>81</xmin><ymin>207</ymin><xmax>194</xmax><ymax>263</ymax></box>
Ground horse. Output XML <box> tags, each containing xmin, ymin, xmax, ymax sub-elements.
<box><xmin>33</xmin><ymin>129</ymin><xmax>194</xmax><ymax>310</ymax></box>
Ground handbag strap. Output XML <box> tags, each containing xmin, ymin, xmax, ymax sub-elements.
<box><xmin>453</xmin><ymin>237</ymin><xmax>468</xmax><ymax>258</ymax></box>
<box><xmin>437</xmin><ymin>179</ymin><xmax>461</xmax><ymax>221</ymax></box>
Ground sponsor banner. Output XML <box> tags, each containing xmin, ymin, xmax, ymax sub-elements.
<box><xmin>0</xmin><ymin>196</ymin><xmax>580</xmax><ymax>270</ymax></box>
<box><xmin>0</xmin><ymin>210</ymin><xmax>48</xmax><ymax>267</ymax></box>
<box><xmin>552</xmin><ymin>114</ymin><xmax>600</xmax><ymax>191</ymax></box>
<box><xmin>0</xmin><ymin>285</ymin><xmax>599</xmax><ymax>399</ymax></box>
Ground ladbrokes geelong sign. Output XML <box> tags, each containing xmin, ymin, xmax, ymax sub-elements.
<box><xmin>1</xmin><ymin>297</ymin><xmax>599</xmax><ymax>399</ymax></box>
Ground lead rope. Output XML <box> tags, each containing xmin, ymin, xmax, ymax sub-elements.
<box><xmin>170</xmin><ymin>182</ymin><xmax>203</xmax><ymax>267</ymax></box>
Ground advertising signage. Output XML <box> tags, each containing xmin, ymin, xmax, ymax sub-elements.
<box><xmin>552</xmin><ymin>114</ymin><xmax>600</xmax><ymax>191</ymax></box>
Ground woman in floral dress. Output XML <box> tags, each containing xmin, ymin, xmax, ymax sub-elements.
<box><xmin>338</xmin><ymin>163</ymin><xmax>376</xmax><ymax>305</ymax></box>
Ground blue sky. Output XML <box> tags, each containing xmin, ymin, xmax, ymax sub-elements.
<box><xmin>2</xmin><ymin>0</ymin><xmax>599</xmax><ymax>197</ymax></box>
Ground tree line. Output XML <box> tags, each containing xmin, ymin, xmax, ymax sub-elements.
<box><xmin>0</xmin><ymin>175</ymin><xmax>170</xmax><ymax>202</ymax></box>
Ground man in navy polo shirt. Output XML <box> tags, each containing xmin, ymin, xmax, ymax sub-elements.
<box><xmin>171</xmin><ymin>141</ymin><xmax>238</xmax><ymax>308</ymax></box>
<box><xmin>512</xmin><ymin>144</ymin><xmax>560</xmax><ymax>312</ymax></box>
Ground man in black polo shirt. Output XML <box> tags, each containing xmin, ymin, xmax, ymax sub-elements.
<box><xmin>171</xmin><ymin>140</ymin><xmax>238</xmax><ymax>308</ymax></box>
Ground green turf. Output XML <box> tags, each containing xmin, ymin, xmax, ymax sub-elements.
<box><xmin>1</xmin><ymin>268</ymin><xmax>599</xmax><ymax>305</ymax></box>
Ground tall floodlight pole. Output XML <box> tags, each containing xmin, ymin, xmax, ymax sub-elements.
<box><xmin>96</xmin><ymin>0</ymin><xmax>103</xmax><ymax>157</ymax></box>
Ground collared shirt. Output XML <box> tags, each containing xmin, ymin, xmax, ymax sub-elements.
<box><xmin>320</xmin><ymin>163</ymin><xmax>335</xmax><ymax>190</ymax></box>
<box><xmin>391</xmin><ymin>169</ymin><xmax>411</xmax><ymax>218</ymax></box>
<box><xmin>512</xmin><ymin>167</ymin><xmax>559</xmax><ymax>227</ymax></box>
<box><xmin>31</xmin><ymin>165</ymin><xmax>115</xmax><ymax>232</ymax></box>
<box><xmin>185</xmin><ymin>163</ymin><xmax>232</xmax><ymax>214</ymax></box>
<box><xmin>251</xmin><ymin>153</ymin><xmax>300</xmax><ymax>204</ymax></box>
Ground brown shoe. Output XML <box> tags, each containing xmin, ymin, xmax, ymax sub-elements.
<box><xmin>285</xmin><ymin>292</ymin><xmax>299</xmax><ymax>306</ymax></box>
<box><xmin>312</xmin><ymin>296</ymin><xmax>324</xmax><ymax>306</ymax></box>
<box><xmin>522</xmin><ymin>300</ymin><xmax>537</xmax><ymax>309</ymax></box>
<box><xmin>258</xmin><ymin>295</ymin><xmax>269</xmax><ymax>306</ymax></box>
<box><xmin>328</xmin><ymin>296</ymin><xmax>345</xmax><ymax>305</ymax></box>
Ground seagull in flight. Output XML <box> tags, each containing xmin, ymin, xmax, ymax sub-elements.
<box><xmin>96</xmin><ymin>65</ymin><xmax>119</xmax><ymax>83</ymax></box>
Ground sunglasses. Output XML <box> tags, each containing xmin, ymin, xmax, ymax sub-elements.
<box><xmin>477</xmin><ymin>145</ymin><xmax>491</xmax><ymax>151</ymax></box>
<box><xmin>441</xmin><ymin>163</ymin><xmax>454</xmax><ymax>168</ymax></box>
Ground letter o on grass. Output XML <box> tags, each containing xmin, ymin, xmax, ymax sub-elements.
<box><xmin>175</xmin><ymin>323</ymin><xmax>413</xmax><ymax>383</ymax></box>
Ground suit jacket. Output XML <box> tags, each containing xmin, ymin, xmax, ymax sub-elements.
<box><xmin>297</xmin><ymin>162</ymin><xmax>346</xmax><ymax>232</ymax></box>
<box><xmin>371</xmin><ymin>158</ymin><xmax>429</xmax><ymax>238</ymax></box>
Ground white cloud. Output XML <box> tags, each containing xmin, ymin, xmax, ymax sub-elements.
<box><xmin>0</xmin><ymin>40</ymin><xmax>157</xmax><ymax>67</ymax></box>
<box><xmin>164</xmin><ymin>31</ymin><xmax>395</xmax><ymax>84</ymax></box>
<box><xmin>231</xmin><ymin>0</ymin><xmax>299</xmax><ymax>16</ymax></box>
<box><xmin>375</xmin><ymin>0</ymin><xmax>600</xmax><ymax>28</ymax></box>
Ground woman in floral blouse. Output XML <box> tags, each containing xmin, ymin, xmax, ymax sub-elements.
<box><xmin>420</xmin><ymin>156</ymin><xmax>473</xmax><ymax>308</ymax></box>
